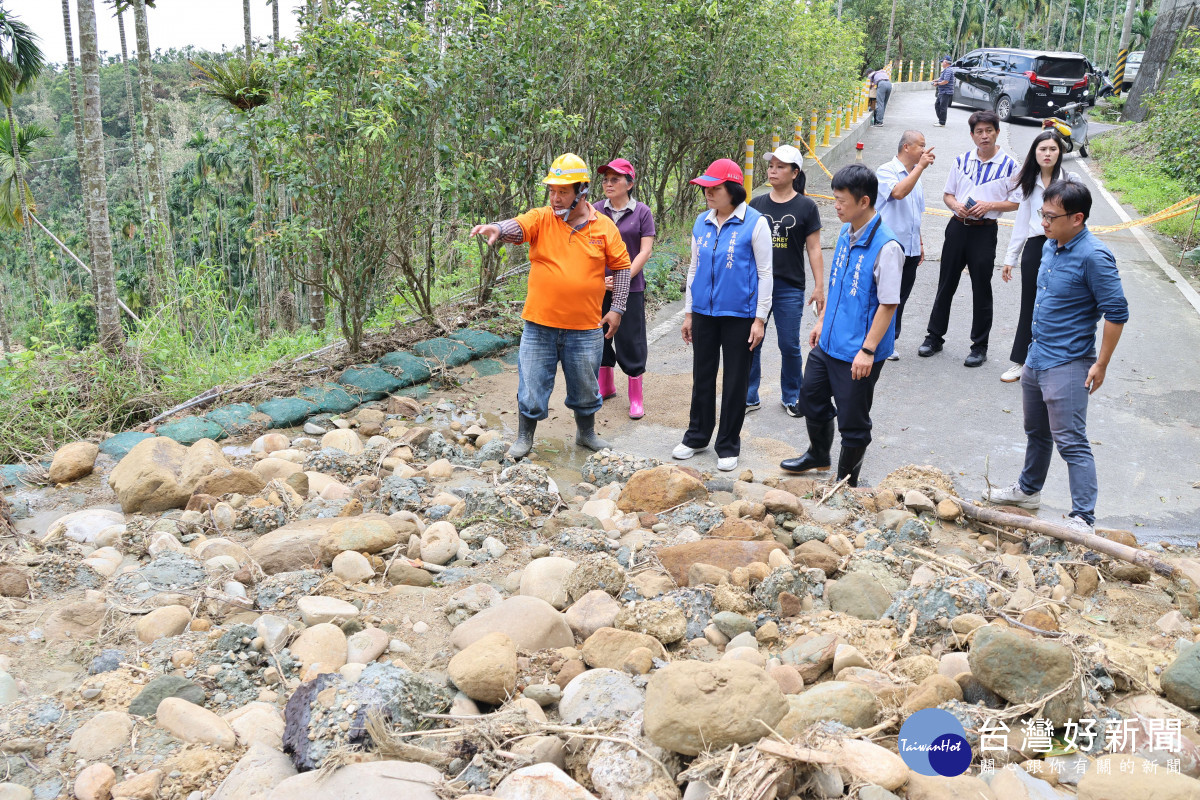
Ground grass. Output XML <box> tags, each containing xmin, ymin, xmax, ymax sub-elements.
<box><xmin>1089</xmin><ymin>125</ymin><xmax>1198</xmax><ymax>240</ymax></box>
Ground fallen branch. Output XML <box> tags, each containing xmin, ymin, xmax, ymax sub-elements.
<box><xmin>754</xmin><ymin>740</ymin><xmax>836</xmax><ymax>765</ymax></box>
<box><xmin>904</xmin><ymin>545</ymin><xmax>1009</xmax><ymax>594</ymax></box>
<box><xmin>925</xmin><ymin>486</ymin><xmax>1179</xmax><ymax>579</ymax></box>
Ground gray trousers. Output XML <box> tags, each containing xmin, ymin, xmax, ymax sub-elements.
<box><xmin>874</xmin><ymin>81</ymin><xmax>892</xmax><ymax>123</ymax></box>
<box><xmin>1018</xmin><ymin>358</ymin><xmax>1098</xmax><ymax>524</ymax></box>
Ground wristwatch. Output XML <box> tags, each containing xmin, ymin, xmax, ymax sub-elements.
<box><xmin>860</xmin><ymin>346</ymin><xmax>875</xmax><ymax>356</ymax></box>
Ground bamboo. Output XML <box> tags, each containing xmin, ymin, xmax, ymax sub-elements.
<box><xmin>29</xmin><ymin>214</ymin><xmax>141</xmax><ymax>323</ymax></box>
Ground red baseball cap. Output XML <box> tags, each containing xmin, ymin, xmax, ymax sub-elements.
<box><xmin>597</xmin><ymin>158</ymin><xmax>636</xmax><ymax>181</ymax></box>
<box><xmin>690</xmin><ymin>158</ymin><xmax>744</xmax><ymax>187</ymax></box>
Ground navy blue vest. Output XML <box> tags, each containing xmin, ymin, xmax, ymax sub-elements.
<box><xmin>820</xmin><ymin>214</ymin><xmax>900</xmax><ymax>362</ymax></box>
<box><xmin>690</xmin><ymin>205</ymin><xmax>765</xmax><ymax>318</ymax></box>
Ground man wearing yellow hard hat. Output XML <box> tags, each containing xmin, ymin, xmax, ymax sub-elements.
<box><xmin>471</xmin><ymin>154</ymin><xmax>632</xmax><ymax>459</ymax></box>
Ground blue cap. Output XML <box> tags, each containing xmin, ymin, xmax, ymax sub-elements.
<box><xmin>941</xmin><ymin>55</ymin><xmax>952</xmax><ymax>63</ymax></box>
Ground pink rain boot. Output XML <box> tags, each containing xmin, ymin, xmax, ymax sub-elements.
<box><xmin>628</xmin><ymin>375</ymin><xmax>645</xmax><ymax>419</ymax></box>
<box><xmin>598</xmin><ymin>366</ymin><xmax>617</xmax><ymax>400</ymax></box>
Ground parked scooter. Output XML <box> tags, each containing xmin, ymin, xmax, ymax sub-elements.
<box><xmin>1042</xmin><ymin>102</ymin><xmax>1090</xmax><ymax>158</ymax></box>
<box><xmin>1097</xmin><ymin>70</ymin><xmax>1116</xmax><ymax>102</ymax></box>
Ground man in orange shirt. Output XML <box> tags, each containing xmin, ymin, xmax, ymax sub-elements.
<box><xmin>471</xmin><ymin>154</ymin><xmax>632</xmax><ymax>459</ymax></box>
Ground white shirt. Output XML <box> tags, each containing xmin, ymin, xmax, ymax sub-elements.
<box><xmin>604</xmin><ymin>197</ymin><xmax>637</xmax><ymax>223</ymax></box>
<box><xmin>685</xmin><ymin>202</ymin><xmax>774</xmax><ymax>319</ymax></box>
<box><xmin>847</xmin><ymin>215</ymin><xmax>905</xmax><ymax>304</ymax></box>
<box><xmin>944</xmin><ymin>148</ymin><xmax>1020</xmax><ymax>219</ymax></box>
<box><xmin>1003</xmin><ymin>171</ymin><xmax>1082</xmax><ymax>265</ymax></box>
<box><xmin>876</xmin><ymin>157</ymin><xmax>925</xmax><ymax>256</ymax></box>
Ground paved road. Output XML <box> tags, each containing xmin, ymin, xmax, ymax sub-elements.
<box><xmin>598</xmin><ymin>89</ymin><xmax>1200</xmax><ymax>544</ymax></box>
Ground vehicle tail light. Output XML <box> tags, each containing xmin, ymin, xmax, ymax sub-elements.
<box><xmin>1071</xmin><ymin>77</ymin><xmax>1088</xmax><ymax>89</ymax></box>
<box><xmin>1025</xmin><ymin>71</ymin><xmax>1051</xmax><ymax>88</ymax></box>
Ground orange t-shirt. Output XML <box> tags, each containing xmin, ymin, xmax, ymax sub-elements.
<box><xmin>515</xmin><ymin>205</ymin><xmax>631</xmax><ymax>330</ymax></box>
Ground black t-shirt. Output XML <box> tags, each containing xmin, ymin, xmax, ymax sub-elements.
<box><xmin>749</xmin><ymin>193</ymin><xmax>822</xmax><ymax>291</ymax></box>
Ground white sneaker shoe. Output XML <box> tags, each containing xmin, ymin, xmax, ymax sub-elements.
<box><xmin>984</xmin><ymin>482</ymin><xmax>1042</xmax><ymax>509</ymax></box>
<box><xmin>1001</xmin><ymin>363</ymin><xmax>1024</xmax><ymax>383</ymax></box>
<box><xmin>673</xmin><ymin>443</ymin><xmax>704</xmax><ymax>460</ymax></box>
<box><xmin>1062</xmin><ymin>515</ymin><xmax>1096</xmax><ymax>536</ymax></box>
<box><xmin>717</xmin><ymin>456</ymin><xmax>739</xmax><ymax>472</ymax></box>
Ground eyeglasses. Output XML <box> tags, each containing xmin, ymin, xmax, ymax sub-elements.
<box><xmin>1040</xmin><ymin>211</ymin><xmax>1069</xmax><ymax>222</ymax></box>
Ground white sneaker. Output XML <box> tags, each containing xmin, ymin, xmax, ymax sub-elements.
<box><xmin>717</xmin><ymin>456</ymin><xmax>739</xmax><ymax>472</ymax></box>
<box><xmin>1063</xmin><ymin>515</ymin><xmax>1096</xmax><ymax>536</ymax></box>
<box><xmin>673</xmin><ymin>443</ymin><xmax>704</xmax><ymax>460</ymax></box>
<box><xmin>984</xmin><ymin>482</ymin><xmax>1042</xmax><ymax>509</ymax></box>
<box><xmin>1001</xmin><ymin>363</ymin><xmax>1024</xmax><ymax>383</ymax></box>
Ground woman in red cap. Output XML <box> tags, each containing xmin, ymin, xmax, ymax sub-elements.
<box><xmin>673</xmin><ymin>159</ymin><xmax>772</xmax><ymax>472</ymax></box>
<box><xmin>595</xmin><ymin>158</ymin><xmax>656</xmax><ymax>419</ymax></box>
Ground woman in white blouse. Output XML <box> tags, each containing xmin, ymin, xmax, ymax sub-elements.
<box><xmin>999</xmin><ymin>131</ymin><xmax>1082</xmax><ymax>383</ymax></box>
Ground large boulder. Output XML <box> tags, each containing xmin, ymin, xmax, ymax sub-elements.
<box><xmin>450</xmin><ymin>596</ymin><xmax>573</xmax><ymax>652</ymax></box>
<box><xmin>828</xmin><ymin>572</ymin><xmax>894</xmax><ymax>620</ymax></box>
<box><xmin>1162</xmin><ymin>642</ymin><xmax>1200</xmax><ymax>710</ymax></box>
<box><xmin>108</xmin><ymin>437</ymin><xmax>191</xmax><ymax>513</ymax></box>
<box><xmin>318</xmin><ymin>517</ymin><xmax>399</xmax><ymax>562</ymax></box>
<box><xmin>656</xmin><ymin>540</ymin><xmax>786</xmax><ymax>585</ymax></box>
<box><xmin>581</xmin><ymin>627</ymin><xmax>668</xmax><ymax>669</ymax></box>
<box><xmin>968</xmin><ymin>625</ymin><xmax>1084</xmax><ymax>726</ymax></box>
<box><xmin>248</xmin><ymin>518</ymin><xmax>340</xmax><ymax>573</ymax></box>
<box><xmin>448</xmin><ymin>633</ymin><xmax>518</xmax><ymax>705</ymax></box>
<box><xmin>776</xmin><ymin>681</ymin><xmax>879</xmax><ymax>735</ymax></box>
<box><xmin>618</xmin><ymin>465</ymin><xmax>707</xmax><ymax>513</ymax></box>
<box><xmin>644</xmin><ymin>660</ymin><xmax>788</xmax><ymax>755</ymax></box>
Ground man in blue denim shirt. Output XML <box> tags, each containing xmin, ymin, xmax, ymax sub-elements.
<box><xmin>986</xmin><ymin>182</ymin><xmax>1128</xmax><ymax>533</ymax></box>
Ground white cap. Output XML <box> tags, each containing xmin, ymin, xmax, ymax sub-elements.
<box><xmin>763</xmin><ymin>144</ymin><xmax>804</xmax><ymax>170</ymax></box>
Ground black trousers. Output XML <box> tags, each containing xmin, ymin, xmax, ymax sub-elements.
<box><xmin>1009</xmin><ymin>235</ymin><xmax>1046</xmax><ymax>365</ymax></box>
<box><xmin>800</xmin><ymin>345</ymin><xmax>885</xmax><ymax>448</ymax></box>
<box><xmin>601</xmin><ymin>290</ymin><xmax>647</xmax><ymax>376</ymax></box>
<box><xmin>894</xmin><ymin>254</ymin><xmax>922</xmax><ymax>339</ymax></box>
<box><xmin>926</xmin><ymin>217</ymin><xmax>998</xmax><ymax>351</ymax></box>
<box><xmin>684</xmin><ymin>313</ymin><xmax>754</xmax><ymax>458</ymax></box>
<box><xmin>935</xmin><ymin>93</ymin><xmax>952</xmax><ymax>125</ymax></box>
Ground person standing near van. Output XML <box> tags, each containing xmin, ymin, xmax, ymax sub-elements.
<box><xmin>746</xmin><ymin>144</ymin><xmax>824</xmax><ymax>416</ymax></box>
<box><xmin>595</xmin><ymin>158</ymin><xmax>656</xmax><ymax>419</ymax></box>
<box><xmin>870</xmin><ymin>66</ymin><xmax>893</xmax><ymax>126</ymax></box>
<box><xmin>933</xmin><ymin>56</ymin><xmax>954</xmax><ymax>126</ymax></box>
<box><xmin>918</xmin><ymin>110</ymin><xmax>1019</xmax><ymax>367</ymax></box>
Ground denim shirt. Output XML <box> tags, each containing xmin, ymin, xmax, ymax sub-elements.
<box><xmin>1026</xmin><ymin>227</ymin><xmax>1129</xmax><ymax>370</ymax></box>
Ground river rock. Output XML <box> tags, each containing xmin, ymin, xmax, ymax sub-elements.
<box><xmin>74</xmin><ymin>763</ymin><xmax>116</xmax><ymax>800</ymax></box>
<box><xmin>450</xmin><ymin>596</ymin><xmax>573</xmax><ymax>651</ymax></box>
<box><xmin>111</xmin><ymin>769</ymin><xmax>162</xmax><ymax>800</ymax></box>
<box><xmin>559</xmin><ymin>668</ymin><xmax>644</xmax><ymax>725</ymax></box>
<box><xmin>267</xmin><ymin>761</ymin><xmax>441</xmax><ymax>800</ymax></box>
<box><xmin>157</xmin><ymin>697</ymin><xmax>237</xmax><ymax>748</ymax></box>
<box><xmin>644</xmin><ymin>660</ymin><xmax>788</xmax><ymax>755</ymax></box>
<box><xmin>905</xmin><ymin>773</ymin><xmax>997</xmax><ymax>800</ymax></box>
<box><xmin>69</xmin><ymin>711</ymin><xmax>134</xmax><ymax>760</ymax></box>
<box><xmin>321</xmin><ymin>429</ymin><xmax>364</xmax><ymax>454</ymax></box>
<box><xmin>828</xmin><ymin>572</ymin><xmax>893</xmax><ymax>620</ymax></box>
<box><xmin>331</xmin><ymin>550</ymin><xmax>375</xmax><ymax>583</ymax></box>
<box><xmin>47</xmin><ymin>509</ymin><xmax>126</xmax><ymax>545</ymax></box>
<box><xmin>318</xmin><ymin>517</ymin><xmax>399</xmax><ymax>561</ymax></box>
<box><xmin>221</xmin><ymin>702</ymin><xmax>285</xmax><ymax>749</ymax></box>
<box><xmin>212</xmin><ymin>743</ymin><xmax>298</xmax><ymax>800</ymax></box>
<box><xmin>346</xmin><ymin>627</ymin><xmax>390</xmax><ymax>664</ymax></box>
<box><xmin>297</xmin><ymin>596</ymin><xmax>360</xmax><ymax>625</ymax></box>
<box><xmin>832</xmin><ymin>738</ymin><xmax>910</xmax><ymax>791</ymax></box>
<box><xmin>448</xmin><ymin>632</ymin><xmax>518</xmax><ymax>704</ymax></box>
<box><xmin>778</xmin><ymin>681</ymin><xmax>879</xmax><ymax>735</ymax></box>
<box><xmin>618</xmin><ymin>465</ymin><xmax>708</xmax><ymax>513</ymax></box>
<box><xmin>588</xmin><ymin>710</ymin><xmax>681</xmax><ymax>800</ymax></box>
<box><xmin>129</xmin><ymin>675</ymin><xmax>205</xmax><ymax>716</ymax></box>
<box><xmin>420</xmin><ymin>521</ymin><xmax>461</xmax><ymax>565</ymax></box>
<box><xmin>565</xmin><ymin>590</ymin><xmax>622</xmax><ymax>639</ymax></box>
<box><xmin>1162</xmin><ymin>642</ymin><xmax>1200</xmax><ymax>710</ymax></box>
<box><xmin>581</xmin><ymin>627</ymin><xmax>668</xmax><ymax>669</ymax></box>
<box><xmin>1077</xmin><ymin>754</ymin><xmax>1200</xmax><ymax>799</ymax></box>
<box><xmin>252</xmin><ymin>458</ymin><xmax>303</xmax><ymax>483</ymax></box>
<box><xmin>248</xmin><ymin>518</ymin><xmax>339</xmax><ymax>573</ymax></box>
<box><xmin>135</xmin><ymin>605</ymin><xmax>192</xmax><ymax>643</ymax></box>
<box><xmin>108</xmin><ymin>437</ymin><xmax>191</xmax><ymax>513</ymax></box>
<box><xmin>49</xmin><ymin>441</ymin><xmax>99</xmax><ymax>483</ymax></box>
<box><xmin>290</xmin><ymin>622</ymin><xmax>348</xmax><ymax>674</ymax></box>
<box><xmin>902</xmin><ymin>674</ymin><xmax>964</xmax><ymax>714</ymax></box>
<box><xmin>495</xmin><ymin>763</ymin><xmax>597</xmax><ymax>800</ymax></box>
<box><xmin>780</xmin><ymin>633</ymin><xmax>840</xmax><ymax>682</ymax></box>
<box><xmin>0</xmin><ymin>785</ymin><xmax>31</xmax><ymax>800</ymax></box>
<box><xmin>656</xmin><ymin>540</ymin><xmax>786</xmax><ymax>585</ymax></box>
<box><xmin>968</xmin><ymin>626</ymin><xmax>1083</xmax><ymax>725</ymax></box>
<box><xmin>520</xmin><ymin>556</ymin><xmax>578</xmax><ymax>610</ymax></box>
<box><xmin>615</xmin><ymin>600</ymin><xmax>687</xmax><ymax>644</ymax></box>
<box><xmin>45</xmin><ymin>598</ymin><xmax>106</xmax><ymax>641</ymax></box>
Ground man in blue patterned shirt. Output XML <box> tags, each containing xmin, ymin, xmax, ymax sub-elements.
<box><xmin>985</xmin><ymin>181</ymin><xmax>1128</xmax><ymax>535</ymax></box>
<box><xmin>933</xmin><ymin>56</ymin><xmax>954</xmax><ymax>126</ymax></box>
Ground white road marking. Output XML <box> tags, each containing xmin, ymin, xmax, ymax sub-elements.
<box><xmin>648</xmin><ymin>306</ymin><xmax>688</xmax><ymax>344</ymax></box>
<box><xmin>1074</xmin><ymin>157</ymin><xmax>1200</xmax><ymax>317</ymax></box>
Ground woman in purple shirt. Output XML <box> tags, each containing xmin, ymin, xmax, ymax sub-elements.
<box><xmin>595</xmin><ymin>158</ymin><xmax>657</xmax><ymax>419</ymax></box>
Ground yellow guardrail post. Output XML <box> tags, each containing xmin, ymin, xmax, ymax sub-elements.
<box><xmin>793</xmin><ymin>117</ymin><xmax>804</xmax><ymax>149</ymax></box>
<box><xmin>808</xmin><ymin>109</ymin><xmax>818</xmax><ymax>153</ymax></box>
<box><xmin>822</xmin><ymin>106</ymin><xmax>831</xmax><ymax>147</ymax></box>
<box><xmin>920</xmin><ymin>59</ymin><xmax>926</xmax><ymax>82</ymax></box>
<box><xmin>834</xmin><ymin>101</ymin><xmax>842</xmax><ymax>138</ymax></box>
<box><xmin>744</xmin><ymin>138</ymin><xmax>755</xmax><ymax>196</ymax></box>
<box><xmin>771</xmin><ymin>132</ymin><xmax>780</xmax><ymax>154</ymax></box>
<box><xmin>907</xmin><ymin>60</ymin><xmax>913</xmax><ymax>82</ymax></box>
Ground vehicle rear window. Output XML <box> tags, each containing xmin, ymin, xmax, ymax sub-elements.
<box><xmin>1034</xmin><ymin>57</ymin><xmax>1087</xmax><ymax>79</ymax></box>
<box><xmin>1009</xmin><ymin>55</ymin><xmax>1035</xmax><ymax>73</ymax></box>
<box><xmin>1127</xmin><ymin>52</ymin><xmax>1144</xmax><ymax>64</ymax></box>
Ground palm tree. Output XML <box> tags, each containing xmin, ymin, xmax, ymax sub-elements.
<box><xmin>267</xmin><ymin>0</ymin><xmax>279</xmax><ymax>52</ymax></box>
<box><xmin>243</xmin><ymin>0</ymin><xmax>253</xmax><ymax>58</ymax></box>
<box><xmin>60</xmin><ymin>0</ymin><xmax>89</xmax><ymax>261</ymax></box>
<box><xmin>132</xmin><ymin>0</ymin><xmax>177</xmax><ymax>306</ymax></box>
<box><xmin>194</xmin><ymin>57</ymin><xmax>273</xmax><ymax>336</ymax></box>
<box><xmin>76</xmin><ymin>0</ymin><xmax>124</xmax><ymax>352</ymax></box>
<box><xmin>0</xmin><ymin>118</ymin><xmax>50</xmax><ymax>227</ymax></box>
<box><xmin>113</xmin><ymin>4</ymin><xmax>147</xmax><ymax>240</ymax></box>
<box><xmin>0</xmin><ymin>5</ymin><xmax>47</xmax><ymax>321</ymax></box>
<box><xmin>884</xmin><ymin>0</ymin><xmax>899</xmax><ymax>67</ymax></box>
<box><xmin>1131</xmin><ymin>9</ymin><xmax>1155</xmax><ymax>49</ymax></box>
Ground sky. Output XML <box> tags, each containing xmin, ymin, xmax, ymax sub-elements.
<box><xmin>8</xmin><ymin>0</ymin><xmax>307</xmax><ymax>65</ymax></box>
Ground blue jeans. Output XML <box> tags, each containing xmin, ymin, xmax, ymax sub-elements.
<box><xmin>747</xmin><ymin>282</ymin><xmax>805</xmax><ymax>406</ymax></box>
<box><xmin>517</xmin><ymin>321</ymin><xmax>603</xmax><ymax>420</ymax></box>
<box><xmin>1018</xmin><ymin>359</ymin><xmax>1098</xmax><ymax>524</ymax></box>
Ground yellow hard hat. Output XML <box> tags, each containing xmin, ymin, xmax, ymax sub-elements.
<box><xmin>542</xmin><ymin>153</ymin><xmax>590</xmax><ymax>185</ymax></box>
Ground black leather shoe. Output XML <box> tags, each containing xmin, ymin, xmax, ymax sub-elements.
<box><xmin>917</xmin><ymin>338</ymin><xmax>942</xmax><ymax>357</ymax></box>
<box><xmin>964</xmin><ymin>349</ymin><xmax>987</xmax><ymax>368</ymax></box>
<box><xmin>780</xmin><ymin>418</ymin><xmax>835</xmax><ymax>473</ymax></box>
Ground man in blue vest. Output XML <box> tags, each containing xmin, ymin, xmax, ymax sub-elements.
<box><xmin>780</xmin><ymin>165</ymin><xmax>904</xmax><ymax>486</ymax></box>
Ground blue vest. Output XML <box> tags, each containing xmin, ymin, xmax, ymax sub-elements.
<box><xmin>690</xmin><ymin>205</ymin><xmax>764</xmax><ymax>318</ymax></box>
<box><xmin>820</xmin><ymin>214</ymin><xmax>900</xmax><ymax>362</ymax></box>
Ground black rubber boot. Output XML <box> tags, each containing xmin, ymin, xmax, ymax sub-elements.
<box><xmin>780</xmin><ymin>418</ymin><xmax>835</xmax><ymax>473</ymax></box>
<box><xmin>507</xmin><ymin>415</ymin><xmax>537</xmax><ymax>460</ymax></box>
<box><xmin>574</xmin><ymin>412</ymin><xmax>611</xmax><ymax>451</ymax></box>
<box><xmin>836</xmin><ymin>445</ymin><xmax>868</xmax><ymax>487</ymax></box>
